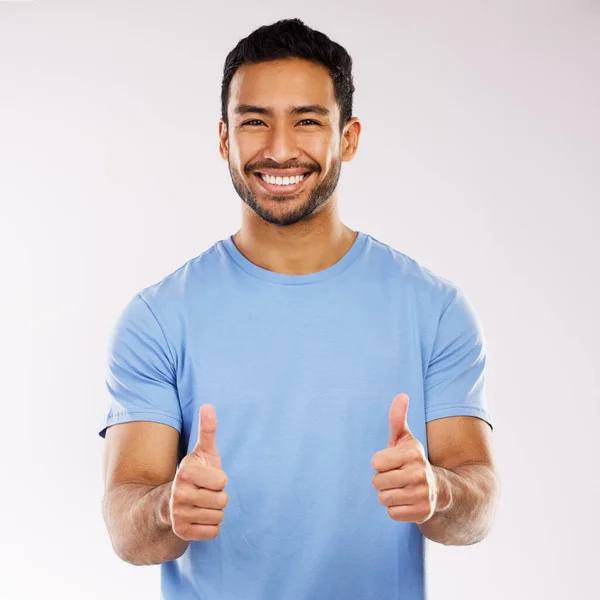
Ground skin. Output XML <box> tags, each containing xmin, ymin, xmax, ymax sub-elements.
<box><xmin>372</xmin><ymin>393</ymin><xmax>499</xmax><ymax>547</ymax></box>
<box><xmin>101</xmin><ymin>57</ymin><xmax>497</xmax><ymax>569</ymax></box>
<box><xmin>218</xmin><ymin>57</ymin><xmax>361</xmax><ymax>275</ymax></box>
<box><xmin>216</xmin><ymin>57</ymin><xmax>499</xmax><ymax>544</ymax></box>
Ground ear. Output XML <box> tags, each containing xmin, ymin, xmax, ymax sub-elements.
<box><xmin>341</xmin><ymin>117</ymin><xmax>361</xmax><ymax>163</ymax></box>
<box><xmin>218</xmin><ymin>120</ymin><xmax>229</xmax><ymax>160</ymax></box>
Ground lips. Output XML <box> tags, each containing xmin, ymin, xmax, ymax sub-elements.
<box><xmin>256</xmin><ymin>169</ymin><xmax>311</xmax><ymax>177</ymax></box>
<box><xmin>253</xmin><ymin>171</ymin><xmax>313</xmax><ymax>195</ymax></box>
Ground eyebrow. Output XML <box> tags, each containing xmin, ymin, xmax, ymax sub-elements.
<box><xmin>234</xmin><ymin>104</ymin><xmax>330</xmax><ymax>118</ymax></box>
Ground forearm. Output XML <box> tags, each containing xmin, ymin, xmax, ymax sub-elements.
<box><xmin>418</xmin><ymin>463</ymin><xmax>500</xmax><ymax>546</ymax></box>
<box><xmin>102</xmin><ymin>481</ymin><xmax>190</xmax><ymax>566</ymax></box>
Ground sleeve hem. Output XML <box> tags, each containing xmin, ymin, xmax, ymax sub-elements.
<box><xmin>98</xmin><ymin>410</ymin><xmax>183</xmax><ymax>439</ymax></box>
<box><xmin>425</xmin><ymin>405</ymin><xmax>493</xmax><ymax>430</ymax></box>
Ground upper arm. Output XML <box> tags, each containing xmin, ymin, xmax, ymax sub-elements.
<box><xmin>99</xmin><ymin>292</ymin><xmax>184</xmax><ymax>494</ymax></box>
<box><xmin>98</xmin><ymin>293</ymin><xmax>183</xmax><ymax>441</ymax></box>
<box><xmin>102</xmin><ymin>421</ymin><xmax>180</xmax><ymax>494</ymax></box>
<box><xmin>425</xmin><ymin>415</ymin><xmax>495</xmax><ymax>471</ymax></box>
<box><xmin>424</xmin><ymin>287</ymin><xmax>492</xmax><ymax>427</ymax></box>
<box><xmin>423</xmin><ymin>286</ymin><xmax>494</xmax><ymax>469</ymax></box>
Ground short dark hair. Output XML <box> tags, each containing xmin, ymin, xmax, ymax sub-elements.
<box><xmin>221</xmin><ymin>18</ymin><xmax>355</xmax><ymax>134</ymax></box>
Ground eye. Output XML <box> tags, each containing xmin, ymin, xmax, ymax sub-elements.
<box><xmin>240</xmin><ymin>119</ymin><xmax>320</xmax><ymax>127</ymax></box>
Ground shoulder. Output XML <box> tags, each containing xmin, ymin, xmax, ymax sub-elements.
<box><xmin>363</xmin><ymin>232</ymin><xmax>460</xmax><ymax>311</ymax></box>
<box><xmin>136</xmin><ymin>240</ymin><xmax>224</xmax><ymax>310</ymax></box>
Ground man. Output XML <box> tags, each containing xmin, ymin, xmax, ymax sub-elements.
<box><xmin>99</xmin><ymin>17</ymin><xmax>500</xmax><ymax>600</ymax></box>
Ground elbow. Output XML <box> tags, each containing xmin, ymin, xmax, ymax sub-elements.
<box><xmin>115</xmin><ymin>547</ymin><xmax>143</xmax><ymax>566</ymax></box>
<box><xmin>102</xmin><ymin>505</ymin><xmax>148</xmax><ymax>567</ymax></box>
<box><xmin>441</xmin><ymin>468</ymin><xmax>501</xmax><ymax>547</ymax></box>
<box><xmin>467</xmin><ymin>471</ymin><xmax>501</xmax><ymax>546</ymax></box>
<box><xmin>106</xmin><ymin>532</ymin><xmax>145</xmax><ymax>566</ymax></box>
<box><xmin>461</xmin><ymin>527</ymin><xmax>492</xmax><ymax>547</ymax></box>
<box><xmin>113</xmin><ymin>543</ymin><xmax>162</xmax><ymax>567</ymax></box>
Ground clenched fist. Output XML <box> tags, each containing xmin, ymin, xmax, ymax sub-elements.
<box><xmin>371</xmin><ymin>393</ymin><xmax>438</xmax><ymax>524</ymax></box>
<box><xmin>169</xmin><ymin>404</ymin><xmax>229</xmax><ymax>541</ymax></box>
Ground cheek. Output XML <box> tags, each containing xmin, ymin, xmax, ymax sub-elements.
<box><xmin>235</xmin><ymin>132</ymin><xmax>267</xmax><ymax>151</ymax></box>
<box><xmin>321</xmin><ymin>141</ymin><xmax>341</xmax><ymax>167</ymax></box>
<box><xmin>311</xmin><ymin>140</ymin><xmax>332</xmax><ymax>162</ymax></box>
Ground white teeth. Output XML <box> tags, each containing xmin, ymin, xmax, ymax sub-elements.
<box><xmin>260</xmin><ymin>173</ymin><xmax>306</xmax><ymax>186</ymax></box>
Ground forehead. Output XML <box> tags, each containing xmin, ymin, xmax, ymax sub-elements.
<box><xmin>228</xmin><ymin>58</ymin><xmax>337</xmax><ymax>117</ymax></box>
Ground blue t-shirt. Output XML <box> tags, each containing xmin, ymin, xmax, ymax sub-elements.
<box><xmin>99</xmin><ymin>231</ymin><xmax>492</xmax><ymax>600</ymax></box>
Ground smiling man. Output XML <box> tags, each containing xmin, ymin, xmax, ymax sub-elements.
<box><xmin>100</xmin><ymin>18</ymin><xmax>500</xmax><ymax>600</ymax></box>
<box><xmin>222</xmin><ymin>53</ymin><xmax>359</xmax><ymax>271</ymax></box>
<box><xmin>225</xmin><ymin>60</ymin><xmax>347</xmax><ymax>225</ymax></box>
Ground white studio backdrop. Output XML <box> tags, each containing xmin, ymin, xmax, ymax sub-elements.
<box><xmin>0</xmin><ymin>1</ymin><xmax>598</xmax><ymax>598</ymax></box>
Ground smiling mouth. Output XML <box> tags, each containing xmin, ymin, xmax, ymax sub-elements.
<box><xmin>253</xmin><ymin>171</ymin><xmax>313</xmax><ymax>195</ymax></box>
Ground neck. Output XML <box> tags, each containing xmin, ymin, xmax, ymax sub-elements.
<box><xmin>231</xmin><ymin>198</ymin><xmax>357</xmax><ymax>276</ymax></box>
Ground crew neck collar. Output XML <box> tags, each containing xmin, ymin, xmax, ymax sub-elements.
<box><xmin>220</xmin><ymin>231</ymin><xmax>368</xmax><ymax>285</ymax></box>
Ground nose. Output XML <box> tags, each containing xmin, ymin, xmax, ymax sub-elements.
<box><xmin>262</xmin><ymin>124</ymin><xmax>300</xmax><ymax>165</ymax></box>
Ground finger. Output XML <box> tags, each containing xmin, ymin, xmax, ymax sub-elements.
<box><xmin>189</xmin><ymin>488</ymin><xmax>229</xmax><ymax>510</ymax></box>
<box><xmin>372</xmin><ymin>445</ymin><xmax>415</xmax><ymax>473</ymax></box>
<box><xmin>378</xmin><ymin>486</ymin><xmax>424</xmax><ymax>508</ymax></box>
<box><xmin>185</xmin><ymin>507</ymin><xmax>225</xmax><ymax>526</ymax></box>
<box><xmin>388</xmin><ymin>393</ymin><xmax>411</xmax><ymax>447</ymax></box>
<box><xmin>175</xmin><ymin>523</ymin><xmax>220</xmax><ymax>541</ymax></box>
<box><xmin>372</xmin><ymin>467</ymin><xmax>420</xmax><ymax>491</ymax></box>
<box><xmin>387</xmin><ymin>505</ymin><xmax>432</xmax><ymax>524</ymax></box>
<box><xmin>197</xmin><ymin>404</ymin><xmax>219</xmax><ymax>457</ymax></box>
<box><xmin>182</xmin><ymin>463</ymin><xmax>227</xmax><ymax>491</ymax></box>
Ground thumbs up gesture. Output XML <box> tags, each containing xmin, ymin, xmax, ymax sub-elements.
<box><xmin>169</xmin><ymin>404</ymin><xmax>229</xmax><ymax>541</ymax></box>
<box><xmin>371</xmin><ymin>393</ymin><xmax>438</xmax><ymax>524</ymax></box>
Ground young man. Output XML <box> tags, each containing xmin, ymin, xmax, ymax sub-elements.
<box><xmin>100</xmin><ymin>18</ymin><xmax>499</xmax><ymax>600</ymax></box>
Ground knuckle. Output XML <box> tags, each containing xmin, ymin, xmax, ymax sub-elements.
<box><xmin>412</xmin><ymin>471</ymin><xmax>425</xmax><ymax>486</ymax></box>
<box><xmin>418</xmin><ymin>483</ymin><xmax>430</xmax><ymax>500</ymax></box>
<box><xmin>172</xmin><ymin>484</ymin><xmax>185</xmax><ymax>499</ymax></box>
<box><xmin>172</xmin><ymin>523</ymin><xmax>189</xmax><ymax>540</ymax></box>
<box><xmin>177</xmin><ymin>468</ymin><xmax>190</xmax><ymax>483</ymax></box>
<box><xmin>172</xmin><ymin>491</ymin><xmax>187</xmax><ymax>509</ymax></box>
<box><xmin>417</xmin><ymin>500</ymin><xmax>430</xmax><ymax>514</ymax></box>
<box><xmin>410</xmin><ymin>447</ymin><xmax>422</xmax><ymax>461</ymax></box>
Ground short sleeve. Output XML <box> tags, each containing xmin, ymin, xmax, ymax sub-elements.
<box><xmin>424</xmin><ymin>287</ymin><xmax>493</xmax><ymax>430</ymax></box>
<box><xmin>98</xmin><ymin>293</ymin><xmax>183</xmax><ymax>438</ymax></box>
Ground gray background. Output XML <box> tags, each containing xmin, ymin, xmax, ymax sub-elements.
<box><xmin>1</xmin><ymin>1</ymin><xmax>598</xmax><ymax>598</ymax></box>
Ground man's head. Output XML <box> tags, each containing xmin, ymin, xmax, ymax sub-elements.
<box><xmin>219</xmin><ymin>18</ymin><xmax>360</xmax><ymax>227</ymax></box>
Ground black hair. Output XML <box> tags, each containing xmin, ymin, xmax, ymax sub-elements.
<box><xmin>221</xmin><ymin>18</ymin><xmax>355</xmax><ymax>134</ymax></box>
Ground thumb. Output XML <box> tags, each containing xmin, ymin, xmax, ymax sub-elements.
<box><xmin>388</xmin><ymin>393</ymin><xmax>412</xmax><ymax>448</ymax></box>
<box><xmin>192</xmin><ymin>404</ymin><xmax>222</xmax><ymax>468</ymax></box>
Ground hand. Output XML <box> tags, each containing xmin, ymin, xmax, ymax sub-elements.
<box><xmin>170</xmin><ymin>404</ymin><xmax>229</xmax><ymax>541</ymax></box>
<box><xmin>371</xmin><ymin>393</ymin><xmax>438</xmax><ymax>524</ymax></box>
